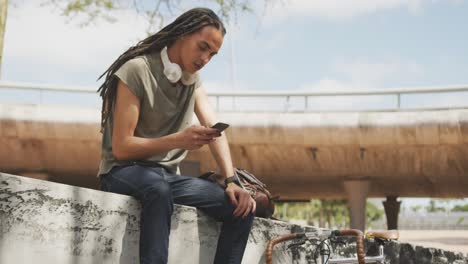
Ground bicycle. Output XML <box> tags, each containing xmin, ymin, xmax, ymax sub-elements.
<box><xmin>265</xmin><ymin>228</ymin><xmax>399</xmax><ymax>264</ymax></box>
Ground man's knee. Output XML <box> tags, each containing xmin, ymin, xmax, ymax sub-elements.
<box><xmin>142</xmin><ymin>180</ymin><xmax>172</xmax><ymax>203</ymax></box>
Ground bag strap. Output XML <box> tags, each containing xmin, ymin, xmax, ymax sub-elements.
<box><xmin>235</xmin><ymin>168</ymin><xmax>275</xmax><ymax>198</ymax></box>
<box><xmin>235</xmin><ymin>168</ymin><xmax>266</xmax><ymax>187</ymax></box>
<box><xmin>199</xmin><ymin>168</ymin><xmax>280</xmax><ymax>201</ymax></box>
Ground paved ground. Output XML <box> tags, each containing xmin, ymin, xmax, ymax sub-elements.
<box><xmin>399</xmin><ymin>230</ymin><xmax>468</xmax><ymax>255</ymax></box>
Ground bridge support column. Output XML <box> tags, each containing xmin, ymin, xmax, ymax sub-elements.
<box><xmin>344</xmin><ymin>180</ymin><xmax>370</xmax><ymax>231</ymax></box>
<box><xmin>382</xmin><ymin>196</ymin><xmax>401</xmax><ymax>230</ymax></box>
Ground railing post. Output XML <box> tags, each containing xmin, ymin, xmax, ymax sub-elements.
<box><xmin>397</xmin><ymin>93</ymin><xmax>401</xmax><ymax>110</ymax></box>
<box><xmin>232</xmin><ymin>96</ymin><xmax>236</xmax><ymax>112</ymax></box>
<box><xmin>304</xmin><ymin>95</ymin><xmax>308</xmax><ymax>112</ymax></box>
<box><xmin>216</xmin><ymin>96</ymin><xmax>220</xmax><ymax>112</ymax></box>
<box><xmin>39</xmin><ymin>89</ymin><xmax>43</xmax><ymax>105</ymax></box>
<box><xmin>285</xmin><ymin>95</ymin><xmax>290</xmax><ymax>112</ymax></box>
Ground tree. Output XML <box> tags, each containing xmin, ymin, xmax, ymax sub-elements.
<box><xmin>0</xmin><ymin>0</ymin><xmax>272</xmax><ymax>78</ymax></box>
<box><xmin>410</xmin><ymin>205</ymin><xmax>422</xmax><ymax>213</ymax></box>
<box><xmin>425</xmin><ymin>199</ymin><xmax>446</xmax><ymax>213</ymax></box>
<box><xmin>40</xmin><ymin>0</ymin><xmax>255</xmax><ymax>29</ymax></box>
<box><xmin>366</xmin><ymin>201</ymin><xmax>384</xmax><ymax>228</ymax></box>
<box><xmin>274</xmin><ymin>199</ymin><xmax>384</xmax><ymax>229</ymax></box>
<box><xmin>0</xmin><ymin>0</ymin><xmax>7</xmax><ymax>77</ymax></box>
<box><xmin>452</xmin><ymin>204</ymin><xmax>468</xmax><ymax>212</ymax></box>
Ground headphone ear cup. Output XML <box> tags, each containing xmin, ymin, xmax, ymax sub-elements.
<box><xmin>181</xmin><ymin>71</ymin><xmax>199</xmax><ymax>85</ymax></box>
<box><xmin>163</xmin><ymin>63</ymin><xmax>182</xmax><ymax>83</ymax></box>
<box><xmin>161</xmin><ymin>46</ymin><xmax>182</xmax><ymax>83</ymax></box>
<box><xmin>160</xmin><ymin>46</ymin><xmax>198</xmax><ymax>85</ymax></box>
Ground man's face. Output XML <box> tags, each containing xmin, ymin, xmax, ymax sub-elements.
<box><xmin>179</xmin><ymin>26</ymin><xmax>224</xmax><ymax>73</ymax></box>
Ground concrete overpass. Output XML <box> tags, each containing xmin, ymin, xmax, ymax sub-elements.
<box><xmin>1</xmin><ymin>82</ymin><xmax>468</xmax><ymax>230</ymax></box>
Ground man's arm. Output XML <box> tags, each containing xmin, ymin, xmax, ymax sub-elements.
<box><xmin>112</xmin><ymin>80</ymin><xmax>218</xmax><ymax>160</ymax></box>
<box><xmin>194</xmin><ymin>86</ymin><xmax>256</xmax><ymax>217</ymax></box>
<box><xmin>193</xmin><ymin>88</ymin><xmax>234</xmax><ymax>178</ymax></box>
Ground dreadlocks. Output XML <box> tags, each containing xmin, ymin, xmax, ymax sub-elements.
<box><xmin>97</xmin><ymin>7</ymin><xmax>226</xmax><ymax>132</ymax></box>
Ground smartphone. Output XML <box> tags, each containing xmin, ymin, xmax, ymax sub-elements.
<box><xmin>211</xmin><ymin>122</ymin><xmax>230</xmax><ymax>132</ymax></box>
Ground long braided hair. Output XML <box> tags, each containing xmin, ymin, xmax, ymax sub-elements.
<box><xmin>97</xmin><ymin>7</ymin><xmax>226</xmax><ymax>132</ymax></box>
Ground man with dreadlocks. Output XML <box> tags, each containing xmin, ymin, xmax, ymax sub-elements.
<box><xmin>96</xmin><ymin>7</ymin><xmax>255</xmax><ymax>264</ymax></box>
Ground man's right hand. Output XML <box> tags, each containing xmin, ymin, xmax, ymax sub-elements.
<box><xmin>225</xmin><ymin>183</ymin><xmax>256</xmax><ymax>218</ymax></box>
<box><xmin>176</xmin><ymin>125</ymin><xmax>221</xmax><ymax>150</ymax></box>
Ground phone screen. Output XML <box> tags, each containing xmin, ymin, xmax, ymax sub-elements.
<box><xmin>211</xmin><ymin>122</ymin><xmax>230</xmax><ymax>132</ymax></box>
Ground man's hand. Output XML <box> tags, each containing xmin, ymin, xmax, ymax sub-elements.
<box><xmin>225</xmin><ymin>183</ymin><xmax>256</xmax><ymax>218</ymax></box>
<box><xmin>176</xmin><ymin>125</ymin><xmax>221</xmax><ymax>150</ymax></box>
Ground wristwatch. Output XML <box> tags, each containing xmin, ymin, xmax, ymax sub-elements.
<box><xmin>224</xmin><ymin>174</ymin><xmax>242</xmax><ymax>187</ymax></box>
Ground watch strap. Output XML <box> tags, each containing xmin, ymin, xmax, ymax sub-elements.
<box><xmin>224</xmin><ymin>175</ymin><xmax>241</xmax><ymax>187</ymax></box>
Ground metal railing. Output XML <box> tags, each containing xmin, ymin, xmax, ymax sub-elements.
<box><xmin>1</xmin><ymin>81</ymin><xmax>468</xmax><ymax>112</ymax></box>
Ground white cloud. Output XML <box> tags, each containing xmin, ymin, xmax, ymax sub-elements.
<box><xmin>333</xmin><ymin>60</ymin><xmax>424</xmax><ymax>88</ymax></box>
<box><xmin>298</xmin><ymin>60</ymin><xmax>426</xmax><ymax>110</ymax></box>
<box><xmin>203</xmin><ymin>80</ymin><xmax>236</xmax><ymax>92</ymax></box>
<box><xmin>301</xmin><ymin>60</ymin><xmax>468</xmax><ymax>110</ymax></box>
<box><xmin>203</xmin><ymin>59</ymin><xmax>427</xmax><ymax>111</ymax></box>
<box><xmin>203</xmin><ymin>80</ymin><xmax>260</xmax><ymax>92</ymax></box>
<box><xmin>262</xmin><ymin>0</ymin><xmax>425</xmax><ymax>22</ymax></box>
<box><xmin>301</xmin><ymin>59</ymin><xmax>424</xmax><ymax>91</ymax></box>
<box><xmin>3</xmin><ymin>2</ymin><xmax>148</xmax><ymax>85</ymax></box>
<box><xmin>300</xmin><ymin>78</ymin><xmax>358</xmax><ymax>91</ymax></box>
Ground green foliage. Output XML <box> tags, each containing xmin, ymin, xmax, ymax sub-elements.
<box><xmin>274</xmin><ymin>199</ymin><xmax>384</xmax><ymax>229</ymax></box>
<box><xmin>39</xmin><ymin>0</ymin><xmax>265</xmax><ymax>30</ymax></box>
<box><xmin>0</xmin><ymin>0</ymin><xmax>7</xmax><ymax>77</ymax></box>
<box><xmin>452</xmin><ymin>204</ymin><xmax>468</xmax><ymax>212</ymax></box>
<box><xmin>426</xmin><ymin>199</ymin><xmax>447</xmax><ymax>213</ymax></box>
<box><xmin>410</xmin><ymin>205</ymin><xmax>422</xmax><ymax>213</ymax></box>
<box><xmin>41</xmin><ymin>0</ymin><xmax>118</xmax><ymax>26</ymax></box>
<box><xmin>366</xmin><ymin>201</ymin><xmax>384</xmax><ymax>228</ymax></box>
<box><xmin>214</xmin><ymin>0</ymin><xmax>253</xmax><ymax>21</ymax></box>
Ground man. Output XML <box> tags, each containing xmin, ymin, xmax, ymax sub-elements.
<box><xmin>96</xmin><ymin>7</ymin><xmax>256</xmax><ymax>264</ymax></box>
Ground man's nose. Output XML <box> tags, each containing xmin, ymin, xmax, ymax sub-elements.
<box><xmin>201</xmin><ymin>54</ymin><xmax>210</xmax><ymax>64</ymax></box>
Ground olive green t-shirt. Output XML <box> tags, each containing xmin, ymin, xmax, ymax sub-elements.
<box><xmin>97</xmin><ymin>51</ymin><xmax>201</xmax><ymax>176</ymax></box>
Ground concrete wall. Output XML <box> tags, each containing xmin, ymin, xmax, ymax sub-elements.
<box><xmin>1</xmin><ymin>172</ymin><xmax>467</xmax><ymax>264</ymax></box>
<box><xmin>0</xmin><ymin>172</ymin><xmax>308</xmax><ymax>264</ymax></box>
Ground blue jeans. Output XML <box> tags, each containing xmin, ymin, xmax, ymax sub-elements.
<box><xmin>99</xmin><ymin>164</ymin><xmax>254</xmax><ymax>264</ymax></box>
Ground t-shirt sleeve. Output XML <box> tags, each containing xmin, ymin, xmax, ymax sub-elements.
<box><xmin>113</xmin><ymin>58</ymin><xmax>146</xmax><ymax>100</ymax></box>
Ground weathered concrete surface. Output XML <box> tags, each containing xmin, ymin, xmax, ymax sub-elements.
<box><xmin>399</xmin><ymin>230</ymin><xmax>468</xmax><ymax>255</ymax></box>
<box><xmin>367</xmin><ymin>241</ymin><xmax>468</xmax><ymax>264</ymax></box>
<box><xmin>0</xmin><ymin>172</ymin><xmax>312</xmax><ymax>264</ymax></box>
<box><xmin>325</xmin><ymin>239</ymin><xmax>468</xmax><ymax>264</ymax></box>
<box><xmin>1</xmin><ymin>103</ymin><xmax>468</xmax><ymax>200</ymax></box>
<box><xmin>0</xmin><ymin>172</ymin><xmax>140</xmax><ymax>264</ymax></box>
<box><xmin>1</xmin><ymin>172</ymin><xmax>467</xmax><ymax>264</ymax></box>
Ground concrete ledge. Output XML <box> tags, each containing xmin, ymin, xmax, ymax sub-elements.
<box><xmin>0</xmin><ymin>172</ymin><xmax>306</xmax><ymax>264</ymax></box>
<box><xmin>0</xmin><ymin>172</ymin><xmax>140</xmax><ymax>263</ymax></box>
<box><xmin>2</xmin><ymin>172</ymin><xmax>467</xmax><ymax>264</ymax></box>
<box><xmin>385</xmin><ymin>242</ymin><xmax>468</xmax><ymax>264</ymax></box>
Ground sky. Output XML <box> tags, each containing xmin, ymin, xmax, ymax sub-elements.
<box><xmin>3</xmin><ymin>0</ymin><xmax>468</xmax><ymax>92</ymax></box>
<box><xmin>1</xmin><ymin>0</ymin><xmax>468</xmax><ymax>206</ymax></box>
<box><xmin>2</xmin><ymin>0</ymin><xmax>468</xmax><ymax>111</ymax></box>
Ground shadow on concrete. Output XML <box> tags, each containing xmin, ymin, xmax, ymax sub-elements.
<box><xmin>197</xmin><ymin>210</ymin><xmax>219</xmax><ymax>264</ymax></box>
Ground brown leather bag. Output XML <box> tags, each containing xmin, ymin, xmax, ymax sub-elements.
<box><xmin>199</xmin><ymin>168</ymin><xmax>278</xmax><ymax>218</ymax></box>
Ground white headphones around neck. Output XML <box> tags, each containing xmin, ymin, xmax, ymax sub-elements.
<box><xmin>160</xmin><ymin>46</ymin><xmax>199</xmax><ymax>85</ymax></box>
